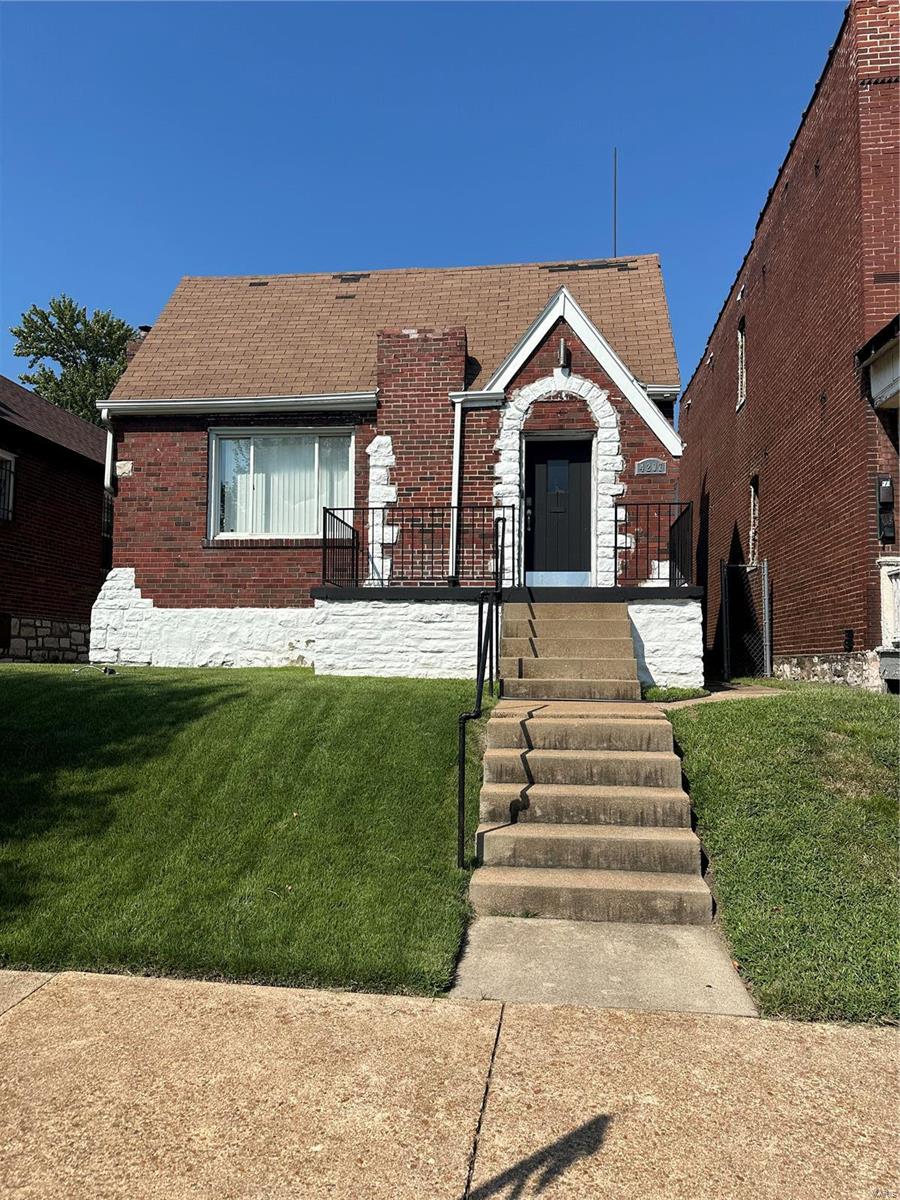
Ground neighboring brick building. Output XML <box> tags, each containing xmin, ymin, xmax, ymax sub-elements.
<box><xmin>0</xmin><ymin>375</ymin><xmax>108</xmax><ymax>662</ymax></box>
<box><xmin>679</xmin><ymin>0</ymin><xmax>899</xmax><ymax>690</ymax></box>
<box><xmin>91</xmin><ymin>256</ymin><xmax>703</xmax><ymax>680</ymax></box>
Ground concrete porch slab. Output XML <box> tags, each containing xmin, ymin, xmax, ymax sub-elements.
<box><xmin>470</xmin><ymin>1004</ymin><xmax>898</xmax><ymax>1200</ymax></box>
<box><xmin>0</xmin><ymin>971</ymin><xmax>501</xmax><ymax>1200</ymax></box>
<box><xmin>451</xmin><ymin>916</ymin><xmax>758</xmax><ymax>1016</ymax></box>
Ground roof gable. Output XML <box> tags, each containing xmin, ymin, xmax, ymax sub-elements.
<box><xmin>484</xmin><ymin>287</ymin><xmax>682</xmax><ymax>457</ymax></box>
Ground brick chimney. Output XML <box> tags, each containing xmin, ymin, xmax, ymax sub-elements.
<box><xmin>125</xmin><ymin>325</ymin><xmax>152</xmax><ymax>363</ymax></box>
<box><xmin>375</xmin><ymin>326</ymin><xmax>467</xmax><ymax>504</ymax></box>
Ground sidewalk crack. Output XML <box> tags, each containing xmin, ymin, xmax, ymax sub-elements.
<box><xmin>463</xmin><ymin>1002</ymin><xmax>505</xmax><ymax>1199</ymax></box>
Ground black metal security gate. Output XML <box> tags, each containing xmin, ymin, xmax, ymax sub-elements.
<box><xmin>721</xmin><ymin>559</ymin><xmax>772</xmax><ymax>679</ymax></box>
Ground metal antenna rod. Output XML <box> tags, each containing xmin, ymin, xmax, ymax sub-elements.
<box><xmin>613</xmin><ymin>146</ymin><xmax>618</xmax><ymax>257</ymax></box>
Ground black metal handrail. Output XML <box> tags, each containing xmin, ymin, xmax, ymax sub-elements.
<box><xmin>322</xmin><ymin>504</ymin><xmax>516</xmax><ymax>589</ymax></box>
<box><xmin>614</xmin><ymin>501</ymin><xmax>693</xmax><ymax>586</ymax></box>
<box><xmin>456</xmin><ymin>515</ymin><xmax>504</xmax><ymax>869</ymax></box>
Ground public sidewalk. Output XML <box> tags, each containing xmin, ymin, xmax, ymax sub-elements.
<box><xmin>1</xmin><ymin>970</ymin><xmax>896</xmax><ymax>1199</ymax></box>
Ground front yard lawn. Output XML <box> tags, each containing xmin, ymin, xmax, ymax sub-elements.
<box><xmin>0</xmin><ymin>665</ymin><xmax>485</xmax><ymax>995</ymax></box>
<box><xmin>671</xmin><ymin>686</ymin><xmax>899</xmax><ymax>1022</ymax></box>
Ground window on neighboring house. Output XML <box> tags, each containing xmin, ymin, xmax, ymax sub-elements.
<box><xmin>736</xmin><ymin>317</ymin><xmax>747</xmax><ymax>411</ymax></box>
<box><xmin>748</xmin><ymin>475</ymin><xmax>760</xmax><ymax>565</ymax></box>
<box><xmin>0</xmin><ymin>450</ymin><xmax>14</xmax><ymax>520</ymax></box>
<box><xmin>210</xmin><ymin>430</ymin><xmax>353</xmax><ymax>538</ymax></box>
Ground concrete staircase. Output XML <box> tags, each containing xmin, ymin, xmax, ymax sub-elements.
<box><xmin>500</xmin><ymin>602</ymin><xmax>641</xmax><ymax>701</ymax></box>
<box><xmin>469</xmin><ymin>601</ymin><xmax>712</xmax><ymax>925</ymax></box>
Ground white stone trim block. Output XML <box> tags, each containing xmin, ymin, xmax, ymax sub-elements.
<box><xmin>365</xmin><ymin>434</ymin><xmax>397</xmax><ymax>584</ymax></box>
<box><xmin>627</xmin><ymin>599</ymin><xmax>704</xmax><ymax>688</ymax></box>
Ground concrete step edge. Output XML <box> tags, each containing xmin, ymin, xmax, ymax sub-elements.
<box><xmin>470</xmin><ymin>865</ymin><xmax>711</xmax><ymax>893</ymax></box>
<box><xmin>476</xmin><ymin>823</ymin><xmax>700</xmax><ymax>843</ymax></box>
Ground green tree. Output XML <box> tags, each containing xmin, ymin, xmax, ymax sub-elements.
<box><xmin>11</xmin><ymin>294</ymin><xmax>137</xmax><ymax>424</ymax></box>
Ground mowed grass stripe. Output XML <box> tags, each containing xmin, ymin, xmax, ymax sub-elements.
<box><xmin>0</xmin><ymin>666</ymin><xmax>487</xmax><ymax>994</ymax></box>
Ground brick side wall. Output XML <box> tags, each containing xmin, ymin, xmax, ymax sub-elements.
<box><xmin>857</xmin><ymin>0</ymin><xmax>900</xmax><ymax>336</ymax></box>
<box><xmin>679</xmin><ymin>0</ymin><xmax>899</xmax><ymax>672</ymax></box>
<box><xmin>0</xmin><ymin>424</ymin><xmax>106</xmax><ymax>626</ymax></box>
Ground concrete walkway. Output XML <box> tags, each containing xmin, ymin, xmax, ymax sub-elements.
<box><xmin>1</xmin><ymin>970</ymin><xmax>896</xmax><ymax>1199</ymax></box>
<box><xmin>650</xmin><ymin>683</ymin><xmax>782</xmax><ymax>710</ymax></box>
<box><xmin>451</xmin><ymin>917</ymin><xmax>757</xmax><ymax>1015</ymax></box>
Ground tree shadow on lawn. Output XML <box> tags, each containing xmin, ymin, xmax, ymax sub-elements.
<box><xmin>0</xmin><ymin>668</ymin><xmax>241</xmax><ymax>924</ymax></box>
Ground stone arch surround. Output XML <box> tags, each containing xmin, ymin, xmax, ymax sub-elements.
<box><xmin>492</xmin><ymin>371</ymin><xmax>624</xmax><ymax>586</ymax></box>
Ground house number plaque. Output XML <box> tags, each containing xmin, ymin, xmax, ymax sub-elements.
<box><xmin>635</xmin><ymin>458</ymin><xmax>667</xmax><ymax>476</ymax></box>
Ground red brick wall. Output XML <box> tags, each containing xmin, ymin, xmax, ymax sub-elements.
<box><xmin>858</xmin><ymin>0</ymin><xmax>900</xmax><ymax>336</ymax></box>
<box><xmin>0</xmin><ymin>425</ymin><xmax>106</xmax><ymax>622</ymax></box>
<box><xmin>113</xmin><ymin>412</ymin><xmax>375</xmax><ymax>607</ymax></box>
<box><xmin>114</xmin><ymin>321</ymin><xmax>681</xmax><ymax>606</ymax></box>
<box><xmin>679</xmin><ymin>0</ymin><xmax>899</xmax><ymax>670</ymax></box>
<box><xmin>376</xmin><ymin>327</ymin><xmax>466</xmax><ymax>504</ymax></box>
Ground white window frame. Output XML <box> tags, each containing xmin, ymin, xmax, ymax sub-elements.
<box><xmin>736</xmin><ymin>317</ymin><xmax>747</xmax><ymax>411</ymax></box>
<box><xmin>0</xmin><ymin>448</ymin><xmax>15</xmax><ymax>520</ymax></box>
<box><xmin>207</xmin><ymin>427</ymin><xmax>355</xmax><ymax>540</ymax></box>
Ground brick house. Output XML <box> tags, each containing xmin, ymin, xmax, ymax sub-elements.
<box><xmin>679</xmin><ymin>0</ymin><xmax>899</xmax><ymax>690</ymax></box>
<box><xmin>91</xmin><ymin>255</ymin><xmax>705</xmax><ymax>684</ymax></box>
<box><xmin>0</xmin><ymin>375</ymin><xmax>109</xmax><ymax>662</ymax></box>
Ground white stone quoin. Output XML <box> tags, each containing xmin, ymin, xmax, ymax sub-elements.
<box><xmin>364</xmin><ymin>435</ymin><xmax>398</xmax><ymax>584</ymax></box>
<box><xmin>627</xmin><ymin>599</ymin><xmax>704</xmax><ymax>689</ymax></box>
<box><xmin>493</xmin><ymin>371</ymin><xmax>625</xmax><ymax>586</ymax></box>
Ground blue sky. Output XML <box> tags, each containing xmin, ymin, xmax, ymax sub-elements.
<box><xmin>1</xmin><ymin>1</ymin><xmax>844</xmax><ymax>391</ymax></box>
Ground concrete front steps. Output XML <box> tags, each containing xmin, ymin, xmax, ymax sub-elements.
<box><xmin>499</xmin><ymin>601</ymin><xmax>640</xmax><ymax>702</ymax></box>
<box><xmin>469</xmin><ymin>600</ymin><xmax>711</xmax><ymax>925</ymax></box>
<box><xmin>469</xmin><ymin>866</ymin><xmax>712</xmax><ymax>925</ymax></box>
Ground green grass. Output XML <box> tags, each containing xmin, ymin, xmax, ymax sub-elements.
<box><xmin>641</xmin><ymin>685</ymin><xmax>710</xmax><ymax>702</ymax></box>
<box><xmin>671</xmin><ymin>686</ymin><xmax>899</xmax><ymax>1022</ymax></box>
<box><xmin>0</xmin><ymin>665</ymin><xmax>489</xmax><ymax>995</ymax></box>
<box><xmin>729</xmin><ymin>675</ymin><xmax>794</xmax><ymax>689</ymax></box>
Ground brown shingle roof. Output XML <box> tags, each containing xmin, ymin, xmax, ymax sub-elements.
<box><xmin>0</xmin><ymin>375</ymin><xmax>106</xmax><ymax>464</ymax></box>
<box><xmin>112</xmin><ymin>255</ymin><xmax>680</xmax><ymax>402</ymax></box>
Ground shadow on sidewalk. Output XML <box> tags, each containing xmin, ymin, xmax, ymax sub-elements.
<box><xmin>467</xmin><ymin>1113</ymin><xmax>611</xmax><ymax>1199</ymax></box>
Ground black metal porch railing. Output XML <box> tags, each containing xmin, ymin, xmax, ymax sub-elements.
<box><xmin>614</xmin><ymin>501</ymin><xmax>693</xmax><ymax>586</ymax></box>
<box><xmin>322</xmin><ymin>505</ymin><xmax>516</xmax><ymax>589</ymax></box>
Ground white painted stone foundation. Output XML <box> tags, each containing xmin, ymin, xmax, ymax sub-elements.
<box><xmin>93</xmin><ymin>568</ymin><xmax>703</xmax><ymax>685</ymax></box>
<box><xmin>627</xmin><ymin>599</ymin><xmax>704</xmax><ymax>689</ymax></box>
<box><xmin>90</xmin><ymin>570</ymin><xmax>318</xmax><ymax>668</ymax></box>
<box><xmin>312</xmin><ymin>599</ymin><xmax>478</xmax><ymax>678</ymax></box>
<box><xmin>91</xmin><ymin>568</ymin><xmax>478</xmax><ymax>677</ymax></box>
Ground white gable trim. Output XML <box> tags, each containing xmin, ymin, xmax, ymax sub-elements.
<box><xmin>482</xmin><ymin>286</ymin><xmax>683</xmax><ymax>457</ymax></box>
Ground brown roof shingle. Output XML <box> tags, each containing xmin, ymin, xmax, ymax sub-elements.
<box><xmin>112</xmin><ymin>255</ymin><xmax>680</xmax><ymax>402</ymax></box>
<box><xmin>0</xmin><ymin>375</ymin><xmax>106</xmax><ymax>464</ymax></box>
